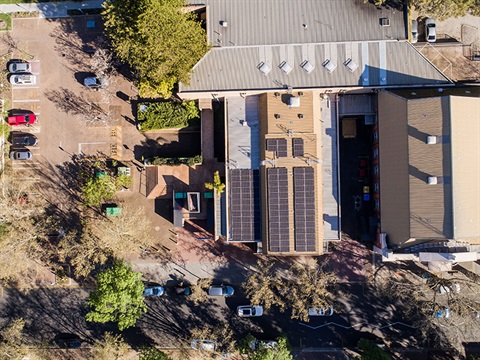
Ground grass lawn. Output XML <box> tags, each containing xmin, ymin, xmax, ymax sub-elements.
<box><xmin>0</xmin><ymin>13</ymin><xmax>11</xmax><ymax>31</ymax></box>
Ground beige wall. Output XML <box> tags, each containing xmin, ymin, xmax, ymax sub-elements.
<box><xmin>378</xmin><ymin>91</ymin><xmax>410</xmax><ymax>246</ymax></box>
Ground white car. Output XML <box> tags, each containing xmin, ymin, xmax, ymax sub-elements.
<box><xmin>190</xmin><ymin>339</ymin><xmax>216</xmax><ymax>351</ymax></box>
<box><xmin>308</xmin><ymin>305</ymin><xmax>334</xmax><ymax>316</ymax></box>
<box><xmin>250</xmin><ymin>340</ymin><xmax>278</xmax><ymax>350</ymax></box>
<box><xmin>10</xmin><ymin>74</ymin><xmax>36</xmax><ymax>86</ymax></box>
<box><xmin>425</xmin><ymin>18</ymin><xmax>436</xmax><ymax>43</ymax></box>
<box><xmin>237</xmin><ymin>305</ymin><xmax>263</xmax><ymax>317</ymax></box>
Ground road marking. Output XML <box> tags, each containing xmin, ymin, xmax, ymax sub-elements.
<box><xmin>299</xmin><ymin>321</ymin><xmax>416</xmax><ymax>330</ymax></box>
<box><xmin>12</xmin><ymin>99</ymin><xmax>40</xmax><ymax>103</ymax></box>
<box><xmin>78</xmin><ymin>142</ymin><xmax>108</xmax><ymax>154</ymax></box>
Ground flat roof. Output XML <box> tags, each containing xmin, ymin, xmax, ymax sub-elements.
<box><xmin>193</xmin><ymin>0</ymin><xmax>406</xmax><ymax>47</ymax></box>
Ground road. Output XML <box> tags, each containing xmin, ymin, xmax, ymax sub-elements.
<box><xmin>0</xmin><ymin>283</ymin><xmax>418</xmax><ymax>351</ymax></box>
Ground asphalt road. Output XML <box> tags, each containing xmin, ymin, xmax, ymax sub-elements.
<box><xmin>0</xmin><ymin>283</ymin><xmax>419</xmax><ymax>351</ymax></box>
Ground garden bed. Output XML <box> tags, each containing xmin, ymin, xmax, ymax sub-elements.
<box><xmin>137</xmin><ymin>100</ymin><xmax>200</xmax><ymax>131</ymax></box>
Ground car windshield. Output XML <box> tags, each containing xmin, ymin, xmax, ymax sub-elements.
<box><xmin>25</xmin><ymin>115</ymin><xmax>30</xmax><ymax>122</ymax></box>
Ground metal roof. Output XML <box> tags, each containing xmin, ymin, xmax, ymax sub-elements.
<box><xmin>193</xmin><ymin>0</ymin><xmax>406</xmax><ymax>47</ymax></box>
<box><xmin>180</xmin><ymin>42</ymin><xmax>450</xmax><ymax>93</ymax></box>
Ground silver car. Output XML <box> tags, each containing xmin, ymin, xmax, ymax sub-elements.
<box><xmin>411</xmin><ymin>20</ymin><xmax>418</xmax><ymax>44</ymax></box>
<box><xmin>8</xmin><ymin>61</ymin><xmax>31</xmax><ymax>73</ymax></box>
<box><xmin>208</xmin><ymin>285</ymin><xmax>234</xmax><ymax>296</ymax></box>
<box><xmin>191</xmin><ymin>339</ymin><xmax>216</xmax><ymax>351</ymax></box>
<box><xmin>10</xmin><ymin>74</ymin><xmax>36</xmax><ymax>86</ymax></box>
<box><xmin>10</xmin><ymin>150</ymin><xmax>32</xmax><ymax>161</ymax></box>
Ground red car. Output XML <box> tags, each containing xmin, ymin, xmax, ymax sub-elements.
<box><xmin>7</xmin><ymin>113</ymin><xmax>36</xmax><ymax>126</ymax></box>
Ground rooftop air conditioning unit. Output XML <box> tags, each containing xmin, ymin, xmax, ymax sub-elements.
<box><xmin>344</xmin><ymin>58</ymin><xmax>358</xmax><ymax>72</ymax></box>
<box><xmin>257</xmin><ymin>62</ymin><xmax>271</xmax><ymax>76</ymax></box>
<box><xmin>380</xmin><ymin>18</ymin><xmax>390</xmax><ymax>27</ymax></box>
<box><xmin>322</xmin><ymin>59</ymin><xmax>337</xmax><ymax>73</ymax></box>
<box><xmin>288</xmin><ymin>97</ymin><xmax>300</xmax><ymax>107</ymax></box>
<box><xmin>428</xmin><ymin>176</ymin><xmax>438</xmax><ymax>185</ymax></box>
<box><xmin>220</xmin><ymin>20</ymin><xmax>228</xmax><ymax>27</ymax></box>
<box><xmin>300</xmin><ymin>60</ymin><xmax>315</xmax><ymax>74</ymax></box>
<box><xmin>426</xmin><ymin>136</ymin><xmax>437</xmax><ymax>144</ymax></box>
<box><xmin>279</xmin><ymin>61</ymin><xmax>293</xmax><ymax>75</ymax></box>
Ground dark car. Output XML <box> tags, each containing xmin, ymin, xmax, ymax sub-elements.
<box><xmin>57</xmin><ymin>337</ymin><xmax>82</xmax><ymax>348</ymax></box>
<box><xmin>11</xmin><ymin>132</ymin><xmax>38</xmax><ymax>147</ymax></box>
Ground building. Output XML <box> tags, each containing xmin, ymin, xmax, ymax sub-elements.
<box><xmin>178</xmin><ymin>0</ymin><xmax>455</xmax><ymax>255</ymax></box>
<box><xmin>376</xmin><ymin>87</ymin><xmax>480</xmax><ymax>266</ymax></box>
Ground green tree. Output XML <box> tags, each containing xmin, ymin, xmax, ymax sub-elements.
<box><xmin>205</xmin><ymin>171</ymin><xmax>226</xmax><ymax>194</ymax></box>
<box><xmin>103</xmin><ymin>0</ymin><xmax>210</xmax><ymax>98</ymax></box>
<box><xmin>92</xmin><ymin>332</ymin><xmax>135</xmax><ymax>360</ymax></box>
<box><xmin>139</xmin><ymin>347</ymin><xmax>172</xmax><ymax>360</ymax></box>
<box><xmin>86</xmin><ymin>261</ymin><xmax>146</xmax><ymax>330</ymax></box>
<box><xmin>358</xmin><ymin>339</ymin><xmax>389</xmax><ymax>360</ymax></box>
<box><xmin>239</xmin><ymin>335</ymin><xmax>293</xmax><ymax>360</ymax></box>
<box><xmin>81</xmin><ymin>173</ymin><xmax>132</xmax><ymax>207</ymax></box>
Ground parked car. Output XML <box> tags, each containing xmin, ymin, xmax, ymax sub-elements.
<box><xmin>84</xmin><ymin>76</ymin><xmax>107</xmax><ymax>89</ymax></box>
<box><xmin>9</xmin><ymin>73</ymin><xmax>36</xmax><ymax>85</ymax></box>
<box><xmin>425</xmin><ymin>18</ymin><xmax>436</xmax><ymax>43</ymax></box>
<box><xmin>237</xmin><ymin>305</ymin><xmax>263</xmax><ymax>317</ymax></box>
<box><xmin>190</xmin><ymin>339</ymin><xmax>216</xmax><ymax>351</ymax></box>
<box><xmin>174</xmin><ymin>282</ymin><xmax>191</xmax><ymax>295</ymax></box>
<box><xmin>143</xmin><ymin>286</ymin><xmax>164</xmax><ymax>297</ymax></box>
<box><xmin>250</xmin><ymin>340</ymin><xmax>278</xmax><ymax>351</ymax></box>
<box><xmin>411</xmin><ymin>20</ymin><xmax>418</xmax><ymax>43</ymax></box>
<box><xmin>308</xmin><ymin>305</ymin><xmax>334</xmax><ymax>316</ymax></box>
<box><xmin>58</xmin><ymin>337</ymin><xmax>82</xmax><ymax>348</ymax></box>
<box><xmin>7</xmin><ymin>113</ymin><xmax>37</xmax><ymax>126</ymax></box>
<box><xmin>208</xmin><ymin>285</ymin><xmax>234</xmax><ymax>297</ymax></box>
<box><xmin>10</xmin><ymin>150</ymin><xmax>32</xmax><ymax>161</ymax></box>
<box><xmin>11</xmin><ymin>132</ymin><xmax>38</xmax><ymax>147</ymax></box>
<box><xmin>8</xmin><ymin>60</ymin><xmax>31</xmax><ymax>73</ymax></box>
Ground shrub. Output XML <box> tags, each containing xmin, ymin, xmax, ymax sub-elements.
<box><xmin>137</xmin><ymin>101</ymin><xmax>199</xmax><ymax>130</ymax></box>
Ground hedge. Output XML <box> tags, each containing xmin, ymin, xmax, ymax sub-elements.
<box><xmin>137</xmin><ymin>101</ymin><xmax>199</xmax><ymax>131</ymax></box>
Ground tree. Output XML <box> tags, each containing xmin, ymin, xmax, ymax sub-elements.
<box><xmin>0</xmin><ymin>318</ymin><xmax>43</xmax><ymax>360</ymax></box>
<box><xmin>92</xmin><ymin>332</ymin><xmax>136</xmax><ymax>360</ymax></box>
<box><xmin>205</xmin><ymin>171</ymin><xmax>226</xmax><ymax>195</ymax></box>
<box><xmin>103</xmin><ymin>0</ymin><xmax>210</xmax><ymax>98</ymax></box>
<box><xmin>239</xmin><ymin>335</ymin><xmax>292</xmax><ymax>360</ymax></box>
<box><xmin>244</xmin><ymin>258</ymin><xmax>335</xmax><ymax>321</ymax></box>
<box><xmin>357</xmin><ymin>339</ymin><xmax>389</xmax><ymax>360</ymax></box>
<box><xmin>285</xmin><ymin>259</ymin><xmax>336</xmax><ymax>322</ymax></box>
<box><xmin>189</xmin><ymin>323</ymin><xmax>236</xmax><ymax>358</ymax></box>
<box><xmin>86</xmin><ymin>261</ymin><xmax>146</xmax><ymax>330</ymax></box>
<box><xmin>244</xmin><ymin>258</ymin><xmax>285</xmax><ymax>312</ymax></box>
<box><xmin>190</xmin><ymin>277</ymin><xmax>212</xmax><ymax>305</ymax></box>
<box><xmin>411</xmin><ymin>0</ymin><xmax>476</xmax><ymax>20</ymax></box>
<box><xmin>81</xmin><ymin>172</ymin><xmax>131</xmax><ymax>207</ymax></box>
<box><xmin>139</xmin><ymin>347</ymin><xmax>172</xmax><ymax>360</ymax></box>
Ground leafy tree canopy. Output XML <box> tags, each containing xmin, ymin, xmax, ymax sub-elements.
<box><xmin>412</xmin><ymin>0</ymin><xmax>477</xmax><ymax>20</ymax></box>
<box><xmin>239</xmin><ymin>335</ymin><xmax>293</xmax><ymax>360</ymax></box>
<box><xmin>139</xmin><ymin>347</ymin><xmax>172</xmax><ymax>360</ymax></box>
<box><xmin>103</xmin><ymin>0</ymin><xmax>210</xmax><ymax>98</ymax></box>
<box><xmin>86</xmin><ymin>261</ymin><xmax>146</xmax><ymax>330</ymax></box>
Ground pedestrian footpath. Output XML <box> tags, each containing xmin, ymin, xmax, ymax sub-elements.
<box><xmin>0</xmin><ymin>0</ymin><xmax>104</xmax><ymax>18</ymax></box>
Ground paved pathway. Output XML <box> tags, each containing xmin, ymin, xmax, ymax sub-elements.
<box><xmin>0</xmin><ymin>0</ymin><xmax>103</xmax><ymax>18</ymax></box>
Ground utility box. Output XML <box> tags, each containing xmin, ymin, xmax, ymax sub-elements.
<box><xmin>342</xmin><ymin>118</ymin><xmax>357</xmax><ymax>139</ymax></box>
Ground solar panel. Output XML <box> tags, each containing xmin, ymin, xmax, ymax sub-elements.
<box><xmin>229</xmin><ymin>169</ymin><xmax>261</xmax><ymax>241</ymax></box>
<box><xmin>292</xmin><ymin>138</ymin><xmax>304</xmax><ymax>157</ymax></box>
<box><xmin>267</xmin><ymin>167</ymin><xmax>290</xmax><ymax>252</ymax></box>
<box><xmin>293</xmin><ymin>167</ymin><xmax>316</xmax><ymax>252</ymax></box>
<box><xmin>265</xmin><ymin>138</ymin><xmax>288</xmax><ymax>158</ymax></box>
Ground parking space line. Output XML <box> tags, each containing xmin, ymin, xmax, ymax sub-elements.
<box><xmin>12</xmin><ymin>99</ymin><xmax>40</xmax><ymax>103</ymax></box>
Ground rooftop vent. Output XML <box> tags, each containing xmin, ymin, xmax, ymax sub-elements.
<box><xmin>322</xmin><ymin>59</ymin><xmax>337</xmax><ymax>73</ymax></box>
<box><xmin>257</xmin><ymin>62</ymin><xmax>271</xmax><ymax>76</ymax></box>
<box><xmin>344</xmin><ymin>58</ymin><xmax>358</xmax><ymax>72</ymax></box>
<box><xmin>274</xmin><ymin>114</ymin><xmax>281</xmax><ymax>119</ymax></box>
<box><xmin>279</xmin><ymin>61</ymin><xmax>293</xmax><ymax>75</ymax></box>
<box><xmin>288</xmin><ymin>97</ymin><xmax>300</xmax><ymax>107</ymax></box>
<box><xmin>220</xmin><ymin>20</ymin><xmax>228</xmax><ymax>27</ymax></box>
<box><xmin>438</xmin><ymin>88</ymin><xmax>443</xmax><ymax>92</ymax></box>
<box><xmin>426</xmin><ymin>136</ymin><xmax>437</xmax><ymax>144</ymax></box>
<box><xmin>300</xmin><ymin>60</ymin><xmax>315</xmax><ymax>74</ymax></box>
<box><xmin>380</xmin><ymin>18</ymin><xmax>390</xmax><ymax>27</ymax></box>
<box><xmin>298</xmin><ymin>114</ymin><xmax>304</xmax><ymax>119</ymax></box>
<box><xmin>428</xmin><ymin>176</ymin><xmax>438</xmax><ymax>185</ymax></box>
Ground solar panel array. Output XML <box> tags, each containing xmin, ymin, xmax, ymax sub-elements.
<box><xmin>266</xmin><ymin>138</ymin><xmax>288</xmax><ymax>157</ymax></box>
<box><xmin>292</xmin><ymin>138</ymin><xmax>304</xmax><ymax>157</ymax></box>
<box><xmin>229</xmin><ymin>169</ymin><xmax>261</xmax><ymax>241</ymax></box>
<box><xmin>293</xmin><ymin>167</ymin><xmax>316</xmax><ymax>252</ymax></box>
<box><xmin>267</xmin><ymin>167</ymin><xmax>290</xmax><ymax>252</ymax></box>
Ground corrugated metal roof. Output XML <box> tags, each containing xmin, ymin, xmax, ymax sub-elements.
<box><xmin>191</xmin><ymin>0</ymin><xmax>406</xmax><ymax>46</ymax></box>
<box><xmin>180</xmin><ymin>42</ymin><xmax>450</xmax><ymax>93</ymax></box>
<box><xmin>407</xmin><ymin>97</ymin><xmax>453</xmax><ymax>239</ymax></box>
<box><xmin>450</xmin><ymin>96</ymin><xmax>480</xmax><ymax>240</ymax></box>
